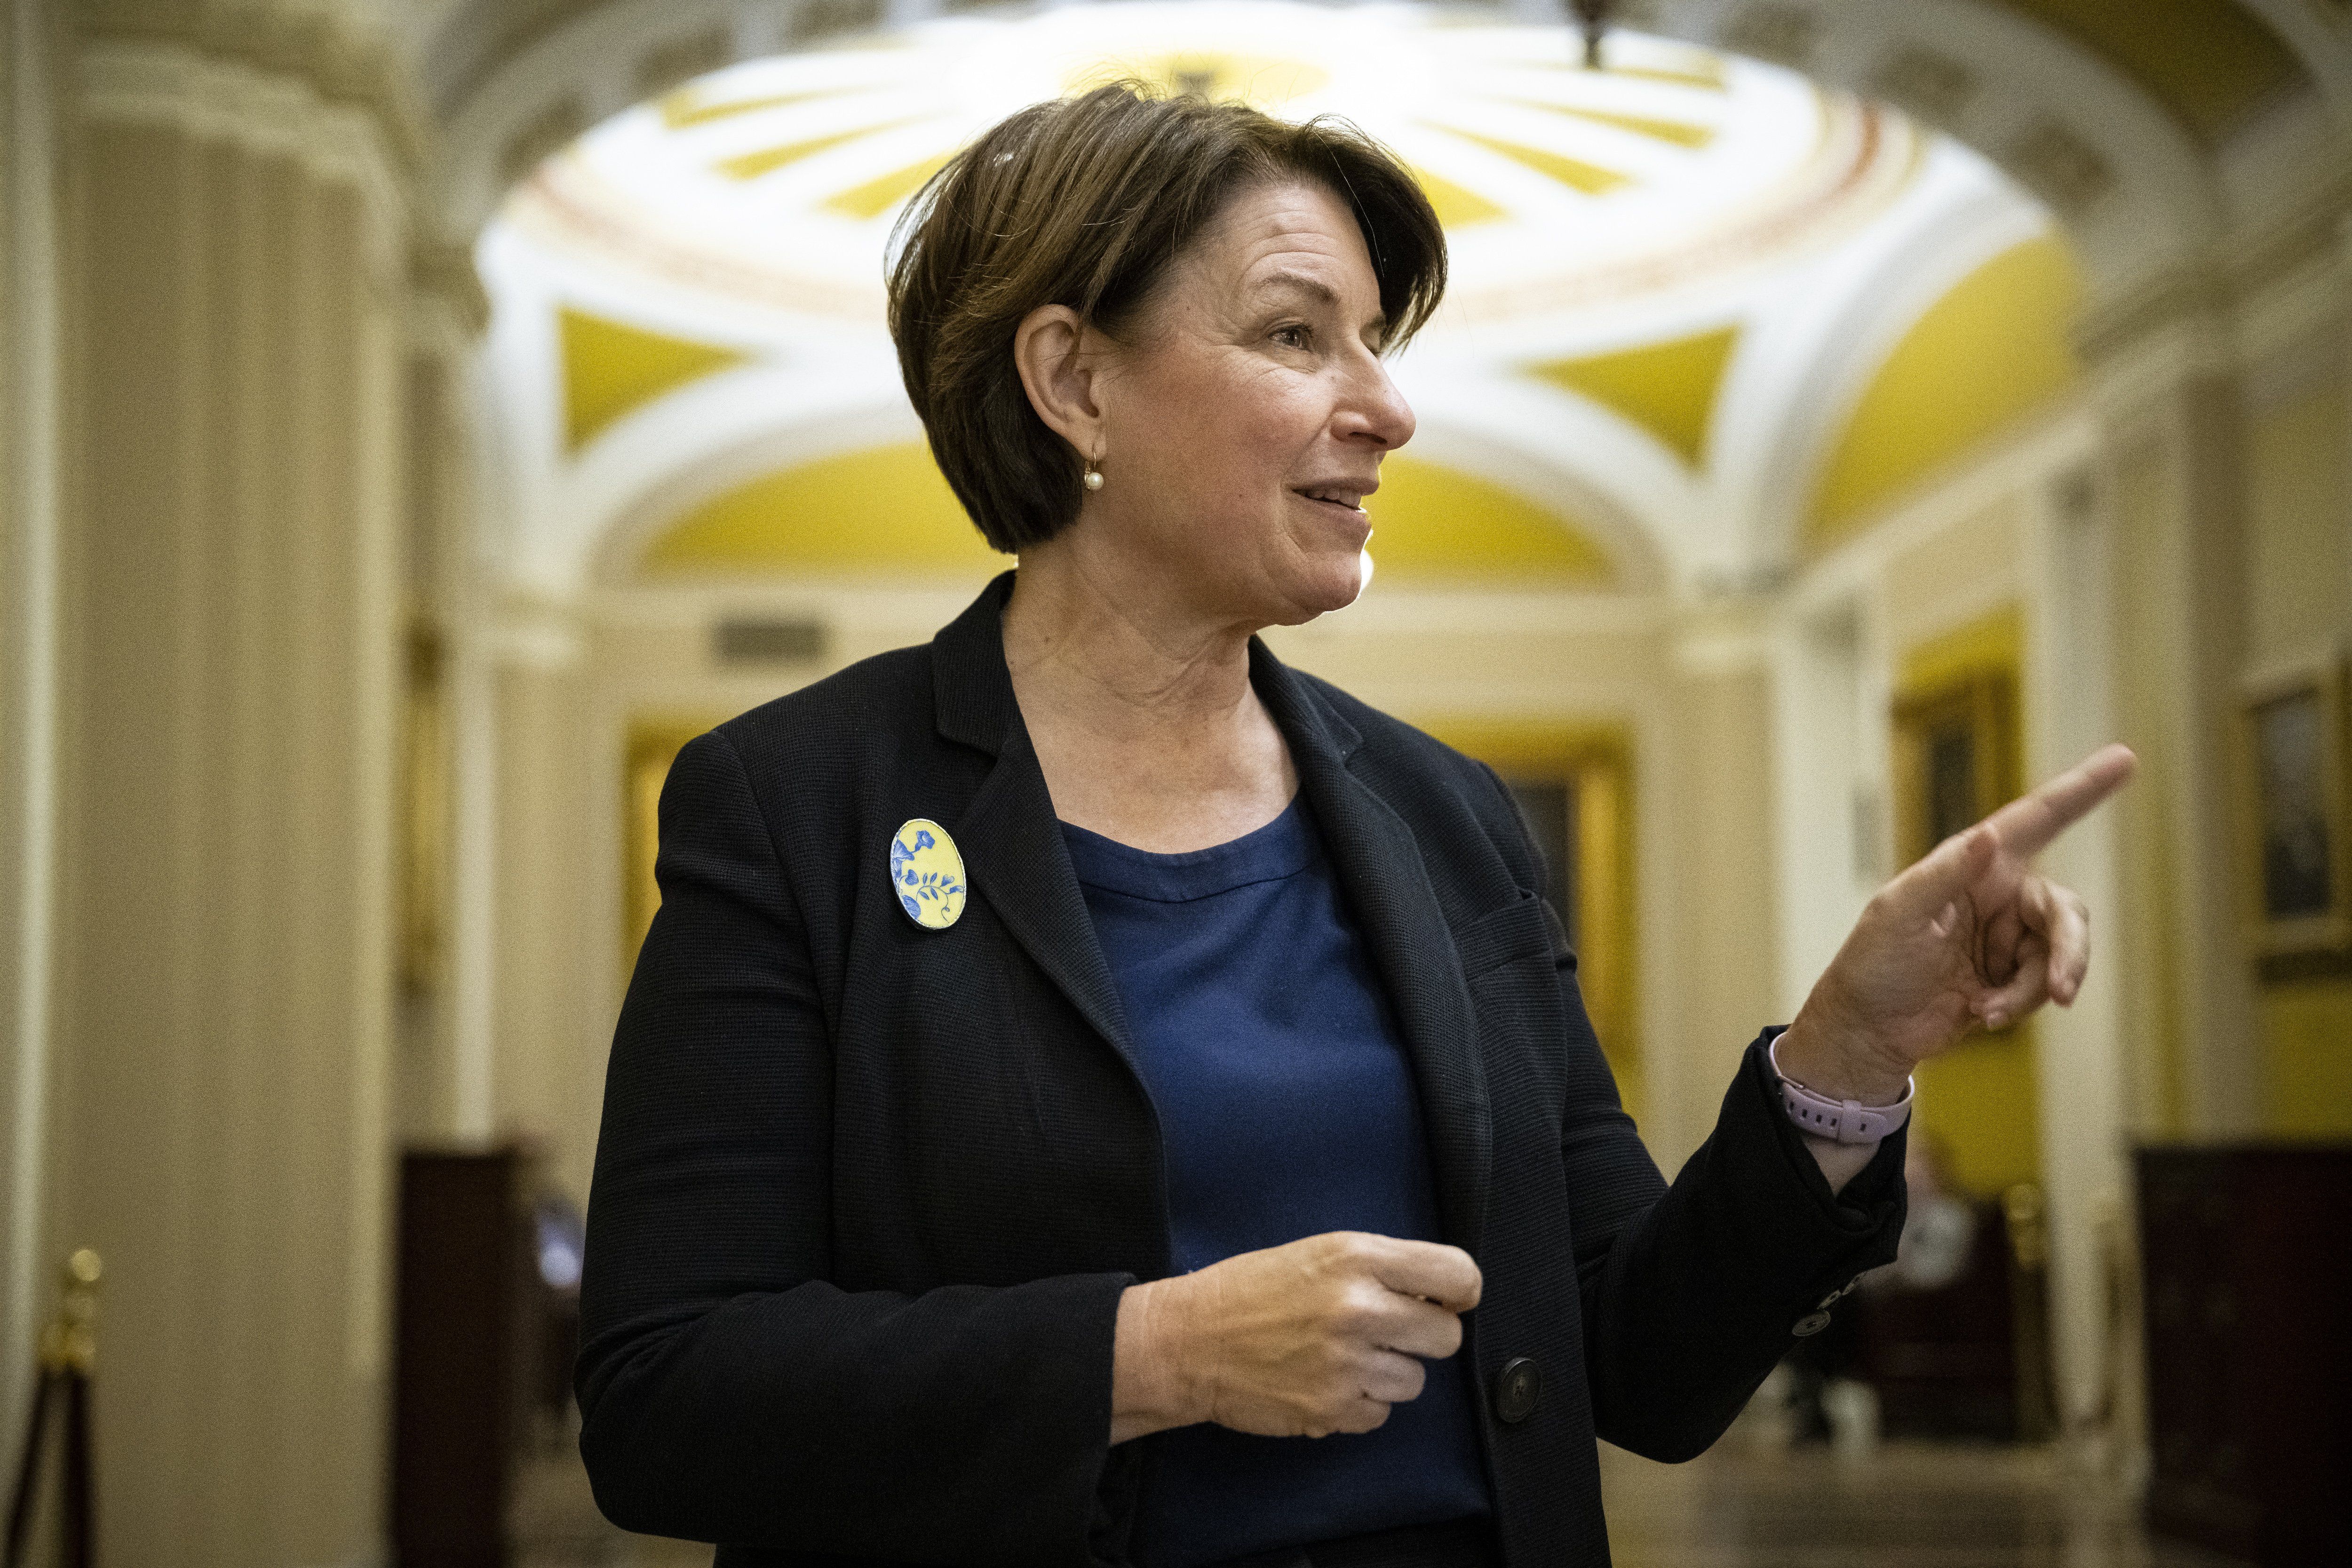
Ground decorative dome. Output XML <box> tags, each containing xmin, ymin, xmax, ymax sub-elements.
<box><xmin>505</xmin><ymin>0</ymin><xmax>1922</xmax><ymax>330</ymax></box>
<box><xmin>477</xmin><ymin>0</ymin><xmax>2055</xmax><ymax>595</ymax></box>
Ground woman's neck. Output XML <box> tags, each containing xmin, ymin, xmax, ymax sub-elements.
<box><xmin>1001</xmin><ymin>540</ymin><xmax>1296</xmax><ymax>852</ymax></box>
<box><xmin>1001</xmin><ymin>544</ymin><xmax>1257</xmax><ymax>733</ymax></box>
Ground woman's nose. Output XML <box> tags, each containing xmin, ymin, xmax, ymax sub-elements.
<box><xmin>1343</xmin><ymin>358</ymin><xmax>1416</xmax><ymax>450</ymax></box>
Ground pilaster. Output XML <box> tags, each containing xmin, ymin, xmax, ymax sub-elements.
<box><xmin>1</xmin><ymin>0</ymin><xmax>70</xmax><ymax>1469</ymax></box>
<box><xmin>2020</xmin><ymin>458</ymin><xmax>2142</xmax><ymax>1471</ymax></box>
<box><xmin>2085</xmin><ymin>308</ymin><xmax>2261</xmax><ymax>1139</ymax></box>
<box><xmin>1654</xmin><ymin>603</ymin><xmax>1781</xmax><ymax>1170</ymax></box>
<box><xmin>491</xmin><ymin>601</ymin><xmax>600</xmax><ymax>1202</ymax></box>
<box><xmin>53</xmin><ymin>26</ymin><xmax>420</xmax><ymax>1563</ymax></box>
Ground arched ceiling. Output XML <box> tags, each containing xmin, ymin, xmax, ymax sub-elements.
<box><xmin>1807</xmin><ymin>232</ymin><xmax>2083</xmax><ymax>550</ymax></box>
<box><xmin>559</xmin><ymin>307</ymin><xmax>747</xmax><ymax>449</ymax></box>
<box><xmin>430</xmin><ymin>0</ymin><xmax>2349</xmax><ymax>282</ymax></box>
<box><xmin>416</xmin><ymin>0</ymin><xmax>2335</xmax><ymax>158</ymax></box>
<box><xmin>514</xmin><ymin>5</ymin><xmax>1911</xmax><ymax>321</ymax></box>
<box><xmin>1986</xmin><ymin>0</ymin><xmax>2307</xmax><ymax>142</ymax></box>
<box><xmin>477</xmin><ymin>0</ymin><xmax>2081</xmax><ymax>599</ymax></box>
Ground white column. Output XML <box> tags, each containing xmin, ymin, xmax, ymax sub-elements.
<box><xmin>2022</xmin><ymin>460</ymin><xmax>2139</xmax><ymax>1465</ymax></box>
<box><xmin>1768</xmin><ymin>595</ymin><xmax>1880</xmax><ymax>1024</ymax></box>
<box><xmin>492</xmin><ymin>605</ymin><xmax>601</xmax><ymax>1201</ymax></box>
<box><xmin>2073</xmin><ymin>308</ymin><xmax>2261</xmax><ymax>1485</ymax></box>
<box><xmin>2088</xmin><ymin>321</ymin><xmax>2262</xmax><ymax>1139</ymax></box>
<box><xmin>427</xmin><ymin>276</ymin><xmax>509</xmax><ymax>1150</ymax></box>
<box><xmin>1656</xmin><ymin>606</ymin><xmax>1783</xmax><ymax>1170</ymax></box>
<box><xmin>57</xmin><ymin>40</ymin><xmax>413</xmax><ymax>1565</ymax></box>
<box><xmin>1</xmin><ymin>0</ymin><xmax>66</xmax><ymax>1452</ymax></box>
<box><xmin>448</xmin><ymin>612</ymin><xmax>504</xmax><ymax>1143</ymax></box>
<box><xmin>393</xmin><ymin>318</ymin><xmax>490</xmax><ymax>1148</ymax></box>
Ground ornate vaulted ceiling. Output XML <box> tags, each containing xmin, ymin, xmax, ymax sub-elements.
<box><xmin>477</xmin><ymin>0</ymin><xmax>2076</xmax><ymax>598</ymax></box>
<box><xmin>1988</xmin><ymin>0</ymin><xmax>2306</xmax><ymax>142</ymax></box>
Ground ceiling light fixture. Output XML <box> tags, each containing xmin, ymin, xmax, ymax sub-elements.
<box><xmin>1569</xmin><ymin>0</ymin><xmax>1615</xmax><ymax>70</ymax></box>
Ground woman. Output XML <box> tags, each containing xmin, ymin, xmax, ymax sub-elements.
<box><xmin>577</xmin><ymin>86</ymin><xmax>2131</xmax><ymax>1568</ymax></box>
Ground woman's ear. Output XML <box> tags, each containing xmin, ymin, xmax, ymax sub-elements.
<box><xmin>1013</xmin><ymin>303</ymin><xmax>1104</xmax><ymax>462</ymax></box>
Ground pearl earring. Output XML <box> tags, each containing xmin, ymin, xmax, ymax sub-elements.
<box><xmin>1083</xmin><ymin>461</ymin><xmax>1104</xmax><ymax>492</ymax></box>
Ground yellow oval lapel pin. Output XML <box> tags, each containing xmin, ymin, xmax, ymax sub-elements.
<box><xmin>889</xmin><ymin>818</ymin><xmax>966</xmax><ymax>930</ymax></box>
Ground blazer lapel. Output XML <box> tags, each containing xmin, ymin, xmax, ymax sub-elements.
<box><xmin>930</xmin><ymin>576</ymin><xmax>1136</xmax><ymax>1065</ymax></box>
<box><xmin>1254</xmin><ymin>643</ymin><xmax>1494</xmax><ymax>1262</ymax></box>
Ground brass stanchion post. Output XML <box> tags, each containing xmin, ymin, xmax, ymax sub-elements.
<box><xmin>4</xmin><ymin>1250</ymin><xmax>99</xmax><ymax>1568</ymax></box>
<box><xmin>2002</xmin><ymin>1186</ymin><xmax>2057</xmax><ymax>1444</ymax></box>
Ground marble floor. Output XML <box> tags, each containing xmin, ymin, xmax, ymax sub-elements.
<box><xmin>1598</xmin><ymin>1441</ymin><xmax>2235</xmax><ymax>1568</ymax></box>
<box><xmin>518</xmin><ymin>1439</ymin><xmax>2234</xmax><ymax>1568</ymax></box>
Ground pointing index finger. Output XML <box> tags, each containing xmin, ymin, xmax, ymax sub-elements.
<box><xmin>1986</xmin><ymin>744</ymin><xmax>2137</xmax><ymax>860</ymax></box>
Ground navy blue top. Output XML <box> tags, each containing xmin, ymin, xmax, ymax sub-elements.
<box><xmin>1060</xmin><ymin>799</ymin><xmax>1491</xmax><ymax>1568</ymax></box>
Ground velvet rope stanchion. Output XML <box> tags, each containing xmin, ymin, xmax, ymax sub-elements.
<box><xmin>4</xmin><ymin>1250</ymin><xmax>99</xmax><ymax>1568</ymax></box>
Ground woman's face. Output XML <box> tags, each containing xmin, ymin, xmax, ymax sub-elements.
<box><xmin>1084</xmin><ymin>180</ymin><xmax>1417</xmax><ymax>627</ymax></box>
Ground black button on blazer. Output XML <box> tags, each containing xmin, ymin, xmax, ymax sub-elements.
<box><xmin>576</xmin><ymin>573</ymin><xmax>1906</xmax><ymax>1568</ymax></box>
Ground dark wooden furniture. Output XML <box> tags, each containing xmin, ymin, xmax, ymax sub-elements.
<box><xmin>1851</xmin><ymin>1194</ymin><xmax>2055</xmax><ymax>1442</ymax></box>
<box><xmin>2137</xmin><ymin>1145</ymin><xmax>2352</xmax><ymax>1566</ymax></box>
<box><xmin>392</xmin><ymin>1147</ymin><xmax>532</xmax><ymax>1568</ymax></box>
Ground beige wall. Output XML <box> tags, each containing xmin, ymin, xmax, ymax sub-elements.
<box><xmin>2241</xmin><ymin>321</ymin><xmax>2352</xmax><ymax>1134</ymax></box>
<box><xmin>2242</xmin><ymin>351</ymin><xmax>2349</xmax><ymax>671</ymax></box>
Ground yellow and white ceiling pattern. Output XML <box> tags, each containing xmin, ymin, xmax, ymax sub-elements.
<box><xmin>514</xmin><ymin>1</ymin><xmax>1912</xmax><ymax>320</ymax></box>
<box><xmin>477</xmin><ymin>0</ymin><xmax>2064</xmax><ymax>597</ymax></box>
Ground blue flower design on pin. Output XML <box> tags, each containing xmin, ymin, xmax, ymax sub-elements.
<box><xmin>889</xmin><ymin>818</ymin><xmax>966</xmax><ymax>930</ymax></box>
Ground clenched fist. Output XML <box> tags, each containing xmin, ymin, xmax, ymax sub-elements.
<box><xmin>1110</xmin><ymin>1231</ymin><xmax>1483</xmax><ymax>1443</ymax></box>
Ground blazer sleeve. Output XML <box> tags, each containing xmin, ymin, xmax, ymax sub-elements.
<box><xmin>1565</xmin><ymin>1021</ymin><xmax>1906</xmax><ymax>1462</ymax></box>
<box><xmin>575</xmin><ymin>731</ymin><xmax>1136</xmax><ymax>1564</ymax></box>
<box><xmin>1477</xmin><ymin>764</ymin><xmax>1906</xmax><ymax>1464</ymax></box>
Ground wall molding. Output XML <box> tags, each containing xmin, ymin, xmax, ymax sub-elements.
<box><xmin>81</xmin><ymin>4</ymin><xmax>432</xmax><ymax>175</ymax></box>
<box><xmin>409</xmin><ymin>236</ymin><xmax>490</xmax><ymax>336</ymax></box>
<box><xmin>79</xmin><ymin>39</ymin><xmax>414</xmax><ymax>288</ymax></box>
<box><xmin>2074</xmin><ymin>156</ymin><xmax>2352</xmax><ymax>380</ymax></box>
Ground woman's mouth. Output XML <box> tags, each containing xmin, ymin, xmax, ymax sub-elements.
<box><xmin>1295</xmin><ymin>485</ymin><xmax>1367</xmax><ymax>515</ymax></box>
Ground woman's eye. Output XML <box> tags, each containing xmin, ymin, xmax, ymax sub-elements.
<box><xmin>1273</xmin><ymin>324</ymin><xmax>1311</xmax><ymax>349</ymax></box>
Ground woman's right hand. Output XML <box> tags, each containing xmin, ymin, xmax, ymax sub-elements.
<box><xmin>1110</xmin><ymin>1231</ymin><xmax>1482</xmax><ymax>1443</ymax></box>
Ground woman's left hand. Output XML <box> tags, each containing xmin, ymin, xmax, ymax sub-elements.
<box><xmin>1774</xmin><ymin>743</ymin><xmax>2138</xmax><ymax>1106</ymax></box>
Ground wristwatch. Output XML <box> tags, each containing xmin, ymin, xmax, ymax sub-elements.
<box><xmin>1769</xmin><ymin>1032</ymin><xmax>1913</xmax><ymax>1145</ymax></box>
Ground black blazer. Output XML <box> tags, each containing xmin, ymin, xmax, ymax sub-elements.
<box><xmin>578</xmin><ymin>573</ymin><xmax>1905</xmax><ymax>1568</ymax></box>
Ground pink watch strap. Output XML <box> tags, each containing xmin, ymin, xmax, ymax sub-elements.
<box><xmin>1769</xmin><ymin>1033</ymin><xmax>1913</xmax><ymax>1145</ymax></box>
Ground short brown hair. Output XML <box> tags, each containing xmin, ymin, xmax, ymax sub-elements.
<box><xmin>887</xmin><ymin>85</ymin><xmax>1446</xmax><ymax>554</ymax></box>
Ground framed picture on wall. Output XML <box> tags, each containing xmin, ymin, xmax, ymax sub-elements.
<box><xmin>1414</xmin><ymin>720</ymin><xmax>1640</xmax><ymax>1117</ymax></box>
<box><xmin>2240</xmin><ymin>656</ymin><xmax>2351</xmax><ymax>958</ymax></box>
<box><xmin>1891</xmin><ymin>669</ymin><xmax>2020</xmax><ymax>869</ymax></box>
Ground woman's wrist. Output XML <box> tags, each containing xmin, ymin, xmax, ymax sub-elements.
<box><xmin>1110</xmin><ymin>1278</ymin><xmax>1204</xmax><ymax>1444</ymax></box>
<box><xmin>1774</xmin><ymin>1010</ymin><xmax>1911</xmax><ymax>1108</ymax></box>
<box><xmin>1772</xmin><ymin>1019</ymin><xmax>1906</xmax><ymax>1196</ymax></box>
